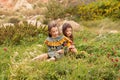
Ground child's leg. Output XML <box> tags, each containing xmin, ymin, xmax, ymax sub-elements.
<box><xmin>32</xmin><ymin>53</ymin><xmax>48</xmax><ymax>61</ymax></box>
<box><xmin>47</xmin><ymin>57</ymin><xmax>56</xmax><ymax>61</ymax></box>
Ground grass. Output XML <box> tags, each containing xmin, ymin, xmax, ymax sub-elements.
<box><xmin>0</xmin><ymin>0</ymin><xmax>120</xmax><ymax>79</ymax></box>
<box><xmin>0</xmin><ymin>18</ymin><xmax>120</xmax><ymax>80</ymax></box>
<box><xmin>0</xmin><ymin>27</ymin><xmax>120</xmax><ymax>80</ymax></box>
<box><xmin>81</xmin><ymin>18</ymin><xmax>120</xmax><ymax>33</ymax></box>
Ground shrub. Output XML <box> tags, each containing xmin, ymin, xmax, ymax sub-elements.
<box><xmin>44</xmin><ymin>0</ymin><xmax>119</xmax><ymax>21</ymax></box>
<box><xmin>76</xmin><ymin>0</ymin><xmax>120</xmax><ymax>20</ymax></box>
<box><xmin>8</xmin><ymin>17</ymin><xmax>20</xmax><ymax>24</ymax></box>
<box><xmin>0</xmin><ymin>22</ymin><xmax>47</xmax><ymax>45</ymax></box>
<box><xmin>45</xmin><ymin>0</ymin><xmax>65</xmax><ymax>20</ymax></box>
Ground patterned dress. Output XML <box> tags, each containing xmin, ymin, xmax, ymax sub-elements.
<box><xmin>44</xmin><ymin>35</ymin><xmax>72</xmax><ymax>58</ymax></box>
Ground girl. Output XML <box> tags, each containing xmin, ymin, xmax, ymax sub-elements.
<box><xmin>32</xmin><ymin>21</ymin><xmax>72</xmax><ymax>61</ymax></box>
<box><xmin>62</xmin><ymin>23</ymin><xmax>78</xmax><ymax>53</ymax></box>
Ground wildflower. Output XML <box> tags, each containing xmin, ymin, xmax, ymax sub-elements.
<box><xmin>64</xmin><ymin>43</ymin><xmax>67</xmax><ymax>46</ymax></box>
<box><xmin>111</xmin><ymin>58</ymin><xmax>114</xmax><ymax>62</ymax></box>
<box><xmin>112</xmin><ymin>47</ymin><xmax>114</xmax><ymax>51</ymax></box>
<box><xmin>90</xmin><ymin>53</ymin><xmax>93</xmax><ymax>56</ymax></box>
<box><xmin>3</xmin><ymin>47</ymin><xmax>7</xmax><ymax>51</ymax></box>
<box><xmin>114</xmin><ymin>64</ymin><xmax>117</xmax><ymax>67</ymax></box>
<box><xmin>89</xmin><ymin>53</ymin><xmax>94</xmax><ymax>57</ymax></box>
<box><xmin>115</xmin><ymin>58</ymin><xmax>119</xmax><ymax>62</ymax></box>
<box><xmin>107</xmin><ymin>53</ymin><xmax>110</xmax><ymax>58</ymax></box>
<box><xmin>83</xmin><ymin>38</ymin><xmax>87</xmax><ymax>42</ymax></box>
<box><xmin>114</xmin><ymin>51</ymin><xmax>117</xmax><ymax>55</ymax></box>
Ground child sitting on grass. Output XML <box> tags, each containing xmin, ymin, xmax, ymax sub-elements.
<box><xmin>62</xmin><ymin>23</ymin><xmax>78</xmax><ymax>53</ymax></box>
<box><xmin>32</xmin><ymin>21</ymin><xmax>72</xmax><ymax>61</ymax></box>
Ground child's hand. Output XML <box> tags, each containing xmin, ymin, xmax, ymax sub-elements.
<box><xmin>69</xmin><ymin>45</ymin><xmax>75</xmax><ymax>49</ymax></box>
<box><xmin>69</xmin><ymin>45</ymin><xmax>78</xmax><ymax>53</ymax></box>
<box><xmin>57</xmin><ymin>49</ymin><xmax>64</xmax><ymax>54</ymax></box>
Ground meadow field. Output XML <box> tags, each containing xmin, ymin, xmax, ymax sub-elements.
<box><xmin>0</xmin><ymin>0</ymin><xmax>120</xmax><ymax>80</ymax></box>
<box><xmin>0</xmin><ymin>19</ymin><xmax>120</xmax><ymax>80</ymax></box>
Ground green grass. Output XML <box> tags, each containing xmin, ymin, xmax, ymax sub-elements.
<box><xmin>0</xmin><ymin>0</ymin><xmax>120</xmax><ymax>79</ymax></box>
<box><xmin>0</xmin><ymin>28</ymin><xmax>120</xmax><ymax>80</ymax></box>
<box><xmin>81</xmin><ymin>18</ymin><xmax>120</xmax><ymax>33</ymax></box>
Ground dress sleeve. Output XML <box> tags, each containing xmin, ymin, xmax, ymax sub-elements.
<box><xmin>64</xmin><ymin>36</ymin><xmax>72</xmax><ymax>47</ymax></box>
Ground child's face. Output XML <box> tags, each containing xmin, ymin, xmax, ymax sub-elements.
<box><xmin>50</xmin><ymin>27</ymin><xmax>59</xmax><ymax>38</ymax></box>
<box><xmin>65</xmin><ymin>28</ymin><xmax>72</xmax><ymax>37</ymax></box>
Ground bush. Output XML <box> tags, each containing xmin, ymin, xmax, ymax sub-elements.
<box><xmin>76</xmin><ymin>0</ymin><xmax>120</xmax><ymax>20</ymax></box>
<box><xmin>44</xmin><ymin>0</ymin><xmax>120</xmax><ymax>21</ymax></box>
<box><xmin>8</xmin><ymin>17</ymin><xmax>20</xmax><ymax>24</ymax></box>
<box><xmin>52</xmin><ymin>0</ymin><xmax>120</xmax><ymax>21</ymax></box>
<box><xmin>0</xmin><ymin>22</ymin><xmax>47</xmax><ymax>45</ymax></box>
<box><xmin>45</xmin><ymin>0</ymin><xmax>65</xmax><ymax>20</ymax></box>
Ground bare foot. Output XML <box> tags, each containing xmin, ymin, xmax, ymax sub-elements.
<box><xmin>47</xmin><ymin>57</ymin><xmax>56</xmax><ymax>62</ymax></box>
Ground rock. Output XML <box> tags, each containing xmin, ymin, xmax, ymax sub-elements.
<box><xmin>14</xmin><ymin>0</ymin><xmax>33</xmax><ymax>11</ymax></box>
<box><xmin>36</xmin><ymin>0</ymin><xmax>49</xmax><ymax>4</ymax></box>
<box><xmin>0</xmin><ymin>15</ymin><xmax>5</xmax><ymax>19</ymax></box>
<box><xmin>56</xmin><ymin>19</ymin><xmax>83</xmax><ymax>33</ymax></box>
<box><xmin>0</xmin><ymin>0</ymin><xmax>13</xmax><ymax>9</ymax></box>
<box><xmin>28</xmin><ymin>15</ymin><xmax>45</xmax><ymax>23</ymax></box>
<box><xmin>27</xmin><ymin>15</ymin><xmax>45</xmax><ymax>28</ymax></box>
<box><xmin>109</xmin><ymin>30</ymin><xmax>118</xmax><ymax>34</ymax></box>
<box><xmin>27</xmin><ymin>19</ymin><xmax>42</xmax><ymax>28</ymax></box>
<box><xmin>0</xmin><ymin>23</ymin><xmax>14</xmax><ymax>28</ymax></box>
